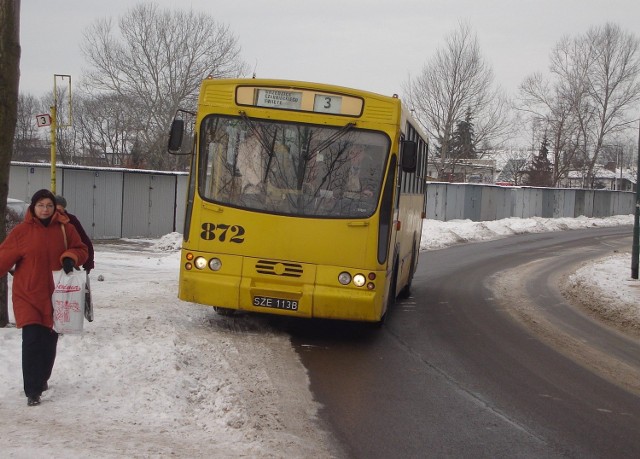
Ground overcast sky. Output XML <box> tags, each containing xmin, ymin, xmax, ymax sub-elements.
<box><xmin>18</xmin><ymin>0</ymin><xmax>640</xmax><ymax>100</ymax></box>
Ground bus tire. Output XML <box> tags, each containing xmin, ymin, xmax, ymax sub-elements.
<box><xmin>383</xmin><ymin>256</ymin><xmax>399</xmax><ymax>318</ymax></box>
<box><xmin>398</xmin><ymin>240</ymin><xmax>417</xmax><ymax>300</ymax></box>
<box><xmin>371</xmin><ymin>314</ymin><xmax>386</xmax><ymax>328</ymax></box>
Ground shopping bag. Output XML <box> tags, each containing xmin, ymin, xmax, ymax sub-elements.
<box><xmin>84</xmin><ymin>272</ymin><xmax>94</xmax><ymax>322</ymax></box>
<box><xmin>52</xmin><ymin>270</ymin><xmax>86</xmax><ymax>334</ymax></box>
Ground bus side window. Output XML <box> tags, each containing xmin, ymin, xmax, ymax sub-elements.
<box><xmin>401</xmin><ymin>140</ymin><xmax>418</xmax><ymax>173</ymax></box>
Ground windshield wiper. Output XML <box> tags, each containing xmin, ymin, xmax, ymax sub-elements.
<box><xmin>239</xmin><ymin>111</ymin><xmax>355</xmax><ymax>157</ymax></box>
<box><xmin>311</xmin><ymin>122</ymin><xmax>356</xmax><ymax>154</ymax></box>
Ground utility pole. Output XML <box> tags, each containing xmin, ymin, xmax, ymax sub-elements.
<box><xmin>49</xmin><ymin>103</ymin><xmax>57</xmax><ymax>192</ymax></box>
<box><xmin>619</xmin><ymin>146</ymin><xmax>624</xmax><ymax>191</ymax></box>
<box><xmin>632</xmin><ymin>119</ymin><xmax>640</xmax><ymax>279</ymax></box>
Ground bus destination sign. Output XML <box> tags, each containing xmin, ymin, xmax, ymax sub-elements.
<box><xmin>256</xmin><ymin>89</ymin><xmax>302</xmax><ymax>110</ymax></box>
<box><xmin>237</xmin><ymin>85</ymin><xmax>362</xmax><ymax>116</ymax></box>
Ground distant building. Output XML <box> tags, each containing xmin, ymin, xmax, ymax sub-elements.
<box><xmin>561</xmin><ymin>168</ymin><xmax>637</xmax><ymax>191</ymax></box>
<box><xmin>495</xmin><ymin>158</ymin><xmax>528</xmax><ymax>185</ymax></box>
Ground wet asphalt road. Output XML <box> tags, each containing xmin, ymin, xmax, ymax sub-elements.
<box><xmin>273</xmin><ymin>226</ymin><xmax>640</xmax><ymax>458</ymax></box>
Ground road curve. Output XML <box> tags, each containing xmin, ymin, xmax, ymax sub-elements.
<box><xmin>276</xmin><ymin>226</ymin><xmax>640</xmax><ymax>458</ymax></box>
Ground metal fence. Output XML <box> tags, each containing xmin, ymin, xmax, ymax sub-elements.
<box><xmin>425</xmin><ymin>182</ymin><xmax>635</xmax><ymax>221</ymax></box>
<box><xmin>9</xmin><ymin>163</ymin><xmax>636</xmax><ymax>239</ymax></box>
<box><xmin>9</xmin><ymin>162</ymin><xmax>188</xmax><ymax>239</ymax></box>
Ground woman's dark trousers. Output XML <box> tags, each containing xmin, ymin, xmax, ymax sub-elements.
<box><xmin>22</xmin><ymin>324</ymin><xmax>58</xmax><ymax>398</ymax></box>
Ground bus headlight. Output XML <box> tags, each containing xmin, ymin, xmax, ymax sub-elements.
<box><xmin>353</xmin><ymin>274</ymin><xmax>366</xmax><ymax>287</ymax></box>
<box><xmin>338</xmin><ymin>272</ymin><xmax>351</xmax><ymax>285</ymax></box>
<box><xmin>194</xmin><ymin>257</ymin><xmax>207</xmax><ymax>270</ymax></box>
<box><xmin>209</xmin><ymin>258</ymin><xmax>222</xmax><ymax>271</ymax></box>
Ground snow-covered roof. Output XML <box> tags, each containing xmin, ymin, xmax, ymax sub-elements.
<box><xmin>567</xmin><ymin>168</ymin><xmax>637</xmax><ymax>184</ymax></box>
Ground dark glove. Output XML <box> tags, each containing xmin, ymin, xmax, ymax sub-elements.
<box><xmin>62</xmin><ymin>257</ymin><xmax>75</xmax><ymax>274</ymax></box>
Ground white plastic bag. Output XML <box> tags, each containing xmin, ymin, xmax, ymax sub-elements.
<box><xmin>52</xmin><ymin>269</ymin><xmax>86</xmax><ymax>334</ymax></box>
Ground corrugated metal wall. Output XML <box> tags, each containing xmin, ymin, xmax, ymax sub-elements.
<box><xmin>425</xmin><ymin>183</ymin><xmax>635</xmax><ymax>222</ymax></box>
<box><xmin>175</xmin><ymin>175</ymin><xmax>188</xmax><ymax>235</ymax></box>
<box><xmin>121</xmin><ymin>173</ymin><xmax>177</xmax><ymax>238</ymax></box>
<box><xmin>9</xmin><ymin>163</ymin><xmax>187</xmax><ymax>239</ymax></box>
<box><xmin>62</xmin><ymin>168</ymin><xmax>124</xmax><ymax>239</ymax></box>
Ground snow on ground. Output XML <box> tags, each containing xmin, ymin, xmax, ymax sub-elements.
<box><xmin>0</xmin><ymin>214</ymin><xmax>638</xmax><ymax>458</ymax></box>
<box><xmin>1</xmin><ymin>236</ymin><xmax>333</xmax><ymax>458</ymax></box>
<box><xmin>421</xmin><ymin>214</ymin><xmax>639</xmax><ymax>330</ymax></box>
<box><xmin>565</xmin><ymin>253</ymin><xmax>640</xmax><ymax>335</ymax></box>
<box><xmin>420</xmin><ymin>214</ymin><xmax>634</xmax><ymax>251</ymax></box>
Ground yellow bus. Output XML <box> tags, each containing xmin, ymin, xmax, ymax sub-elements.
<box><xmin>168</xmin><ymin>78</ymin><xmax>428</xmax><ymax>323</ymax></box>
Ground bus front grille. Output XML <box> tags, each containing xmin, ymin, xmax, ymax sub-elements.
<box><xmin>255</xmin><ymin>260</ymin><xmax>303</xmax><ymax>278</ymax></box>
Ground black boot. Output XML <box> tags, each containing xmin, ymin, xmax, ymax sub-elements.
<box><xmin>27</xmin><ymin>396</ymin><xmax>41</xmax><ymax>406</ymax></box>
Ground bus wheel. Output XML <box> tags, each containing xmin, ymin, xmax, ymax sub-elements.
<box><xmin>371</xmin><ymin>313</ymin><xmax>386</xmax><ymax>328</ymax></box>
<box><xmin>383</xmin><ymin>257</ymin><xmax>399</xmax><ymax>318</ymax></box>
<box><xmin>398</xmin><ymin>241</ymin><xmax>417</xmax><ymax>299</ymax></box>
<box><xmin>213</xmin><ymin>306</ymin><xmax>236</xmax><ymax>316</ymax></box>
<box><xmin>372</xmin><ymin>262</ymin><xmax>397</xmax><ymax>328</ymax></box>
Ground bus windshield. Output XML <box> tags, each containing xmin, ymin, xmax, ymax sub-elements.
<box><xmin>198</xmin><ymin>115</ymin><xmax>389</xmax><ymax>218</ymax></box>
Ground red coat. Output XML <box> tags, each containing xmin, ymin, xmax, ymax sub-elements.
<box><xmin>0</xmin><ymin>210</ymin><xmax>88</xmax><ymax>329</ymax></box>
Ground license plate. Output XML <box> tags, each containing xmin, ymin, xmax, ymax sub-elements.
<box><xmin>253</xmin><ymin>296</ymin><xmax>299</xmax><ymax>311</ymax></box>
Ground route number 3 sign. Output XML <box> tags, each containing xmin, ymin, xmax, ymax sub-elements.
<box><xmin>36</xmin><ymin>114</ymin><xmax>52</xmax><ymax>127</ymax></box>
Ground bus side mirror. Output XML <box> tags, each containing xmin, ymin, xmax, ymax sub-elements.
<box><xmin>401</xmin><ymin>140</ymin><xmax>417</xmax><ymax>173</ymax></box>
<box><xmin>168</xmin><ymin>119</ymin><xmax>185</xmax><ymax>153</ymax></box>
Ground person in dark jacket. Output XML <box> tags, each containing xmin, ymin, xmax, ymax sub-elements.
<box><xmin>55</xmin><ymin>195</ymin><xmax>95</xmax><ymax>273</ymax></box>
<box><xmin>0</xmin><ymin>189</ymin><xmax>88</xmax><ymax>406</ymax></box>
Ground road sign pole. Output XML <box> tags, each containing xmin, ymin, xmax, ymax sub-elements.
<box><xmin>50</xmin><ymin>74</ymin><xmax>71</xmax><ymax>194</ymax></box>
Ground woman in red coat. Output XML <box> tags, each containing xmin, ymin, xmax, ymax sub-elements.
<box><xmin>0</xmin><ymin>189</ymin><xmax>88</xmax><ymax>406</ymax></box>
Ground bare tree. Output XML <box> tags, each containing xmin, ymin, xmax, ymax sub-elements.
<box><xmin>72</xmin><ymin>91</ymin><xmax>144</xmax><ymax>167</ymax></box>
<box><xmin>80</xmin><ymin>3</ymin><xmax>247</xmax><ymax>170</ymax></box>
<box><xmin>551</xmin><ymin>24</ymin><xmax>640</xmax><ymax>187</ymax></box>
<box><xmin>46</xmin><ymin>86</ymin><xmax>79</xmax><ymax>165</ymax></box>
<box><xmin>518</xmin><ymin>73</ymin><xmax>581</xmax><ymax>186</ymax></box>
<box><xmin>13</xmin><ymin>93</ymin><xmax>46</xmax><ymax>160</ymax></box>
<box><xmin>0</xmin><ymin>0</ymin><xmax>21</xmax><ymax>327</ymax></box>
<box><xmin>403</xmin><ymin>22</ymin><xmax>511</xmax><ymax>180</ymax></box>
